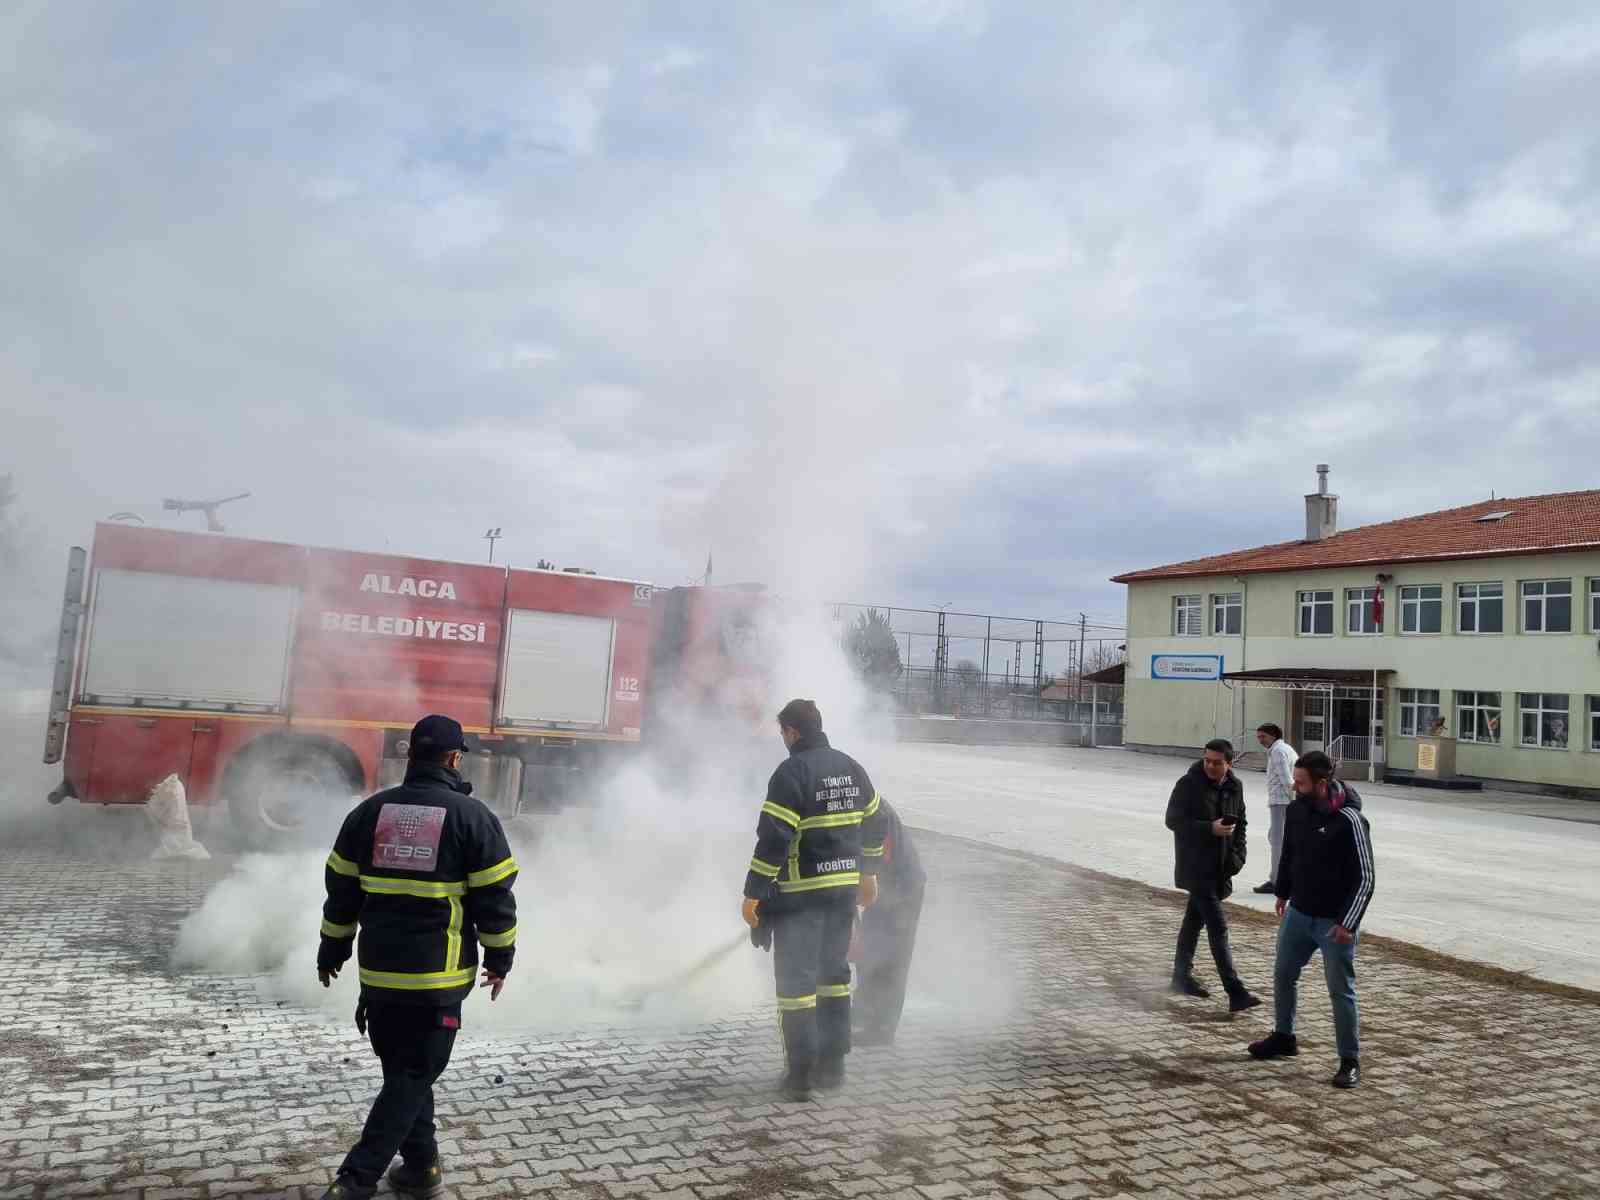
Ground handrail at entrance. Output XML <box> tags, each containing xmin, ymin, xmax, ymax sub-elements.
<box><xmin>1330</xmin><ymin>734</ymin><xmax>1385</xmax><ymax>766</ymax></box>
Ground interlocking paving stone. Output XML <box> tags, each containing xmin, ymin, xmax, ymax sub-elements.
<box><xmin>2</xmin><ymin>831</ymin><xmax>1598</xmax><ymax>1198</ymax></box>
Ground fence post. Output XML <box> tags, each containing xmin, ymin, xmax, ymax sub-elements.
<box><xmin>1090</xmin><ymin>683</ymin><xmax>1099</xmax><ymax>747</ymax></box>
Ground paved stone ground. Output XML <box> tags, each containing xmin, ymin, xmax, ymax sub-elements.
<box><xmin>2</xmin><ymin>829</ymin><xmax>1598</xmax><ymax>1200</ymax></box>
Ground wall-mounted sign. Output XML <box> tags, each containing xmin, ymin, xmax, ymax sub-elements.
<box><xmin>1151</xmin><ymin>653</ymin><xmax>1223</xmax><ymax>681</ymax></box>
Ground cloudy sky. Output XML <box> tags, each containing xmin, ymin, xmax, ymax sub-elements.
<box><xmin>3</xmin><ymin>1</ymin><xmax>1598</xmax><ymax>645</ymax></box>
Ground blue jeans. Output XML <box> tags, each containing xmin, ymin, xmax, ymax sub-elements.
<box><xmin>1274</xmin><ymin>905</ymin><xmax>1360</xmax><ymax>1060</ymax></box>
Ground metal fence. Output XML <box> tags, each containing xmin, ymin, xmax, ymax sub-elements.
<box><xmin>829</xmin><ymin>602</ymin><xmax>1126</xmax><ymax>722</ymax></box>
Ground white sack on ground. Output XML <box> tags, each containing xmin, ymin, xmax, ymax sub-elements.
<box><xmin>145</xmin><ymin>773</ymin><xmax>211</xmax><ymax>860</ymax></box>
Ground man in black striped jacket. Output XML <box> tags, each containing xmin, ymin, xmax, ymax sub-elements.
<box><xmin>742</xmin><ymin>699</ymin><xmax>886</xmax><ymax>1101</ymax></box>
<box><xmin>1247</xmin><ymin>750</ymin><xmax>1375</xmax><ymax>1090</ymax></box>
<box><xmin>314</xmin><ymin>715</ymin><xmax>518</xmax><ymax>1200</ymax></box>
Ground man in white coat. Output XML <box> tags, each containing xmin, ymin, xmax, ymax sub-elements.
<box><xmin>1252</xmin><ymin>723</ymin><xmax>1298</xmax><ymax>894</ymax></box>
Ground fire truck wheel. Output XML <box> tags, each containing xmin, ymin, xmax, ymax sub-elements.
<box><xmin>224</xmin><ymin>739</ymin><xmax>357</xmax><ymax>848</ymax></box>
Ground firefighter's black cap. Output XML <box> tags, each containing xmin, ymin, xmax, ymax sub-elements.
<box><xmin>408</xmin><ymin>714</ymin><xmax>472</xmax><ymax>755</ymax></box>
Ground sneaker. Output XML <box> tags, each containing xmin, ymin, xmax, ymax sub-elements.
<box><xmin>317</xmin><ymin>1178</ymin><xmax>376</xmax><ymax>1200</ymax></box>
<box><xmin>777</xmin><ymin>1070</ymin><xmax>812</xmax><ymax>1102</ymax></box>
<box><xmin>388</xmin><ymin>1157</ymin><xmax>445</xmax><ymax>1198</ymax></box>
<box><xmin>1247</xmin><ymin>1031</ymin><xmax>1299</xmax><ymax>1060</ymax></box>
<box><xmin>1170</xmin><ymin>975</ymin><xmax>1210</xmax><ymax>999</ymax></box>
<box><xmin>1252</xmin><ymin>882</ymin><xmax>1276</xmax><ymax>894</ymax></box>
<box><xmin>813</xmin><ymin>1056</ymin><xmax>846</xmax><ymax>1091</ymax></box>
<box><xmin>1332</xmin><ymin>1058</ymin><xmax>1361</xmax><ymax>1089</ymax></box>
<box><xmin>1228</xmin><ymin>991</ymin><xmax>1263</xmax><ymax>1014</ymax></box>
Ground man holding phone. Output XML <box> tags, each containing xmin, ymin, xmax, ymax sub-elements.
<box><xmin>1164</xmin><ymin>739</ymin><xmax>1261</xmax><ymax>1012</ymax></box>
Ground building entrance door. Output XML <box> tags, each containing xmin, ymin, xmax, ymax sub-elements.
<box><xmin>1297</xmin><ymin>693</ymin><xmax>1328</xmax><ymax>753</ymax></box>
<box><xmin>1332</xmin><ymin>689</ymin><xmax>1383</xmax><ymax>743</ymax></box>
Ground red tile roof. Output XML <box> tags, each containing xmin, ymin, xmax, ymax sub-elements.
<box><xmin>1112</xmin><ymin>489</ymin><xmax>1600</xmax><ymax>583</ymax></box>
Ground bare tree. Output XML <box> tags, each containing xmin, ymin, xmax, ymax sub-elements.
<box><xmin>0</xmin><ymin>473</ymin><xmax>19</xmax><ymax>573</ymax></box>
<box><xmin>1082</xmin><ymin>642</ymin><xmax>1126</xmax><ymax>677</ymax></box>
<box><xmin>0</xmin><ymin>476</ymin><xmax>54</xmax><ymax>672</ymax></box>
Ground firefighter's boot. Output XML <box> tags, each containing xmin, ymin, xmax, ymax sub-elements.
<box><xmin>813</xmin><ymin>1055</ymin><xmax>846</xmax><ymax>1091</ymax></box>
<box><xmin>388</xmin><ymin>1156</ymin><xmax>445</xmax><ymax>1198</ymax></box>
<box><xmin>317</xmin><ymin>1177</ymin><xmax>375</xmax><ymax>1200</ymax></box>
<box><xmin>777</xmin><ymin>1067</ymin><xmax>812</xmax><ymax>1102</ymax></box>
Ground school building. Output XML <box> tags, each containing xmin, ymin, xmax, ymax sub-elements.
<box><xmin>1112</xmin><ymin>469</ymin><xmax>1600</xmax><ymax>795</ymax></box>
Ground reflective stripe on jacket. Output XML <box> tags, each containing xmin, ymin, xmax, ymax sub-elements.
<box><xmin>318</xmin><ymin>763</ymin><xmax>518</xmax><ymax>1005</ymax></box>
<box><xmin>744</xmin><ymin>732</ymin><xmax>887</xmax><ymax>903</ymax></box>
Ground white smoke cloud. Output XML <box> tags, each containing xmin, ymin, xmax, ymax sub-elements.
<box><xmin>169</xmin><ymin>600</ymin><xmax>1022</xmax><ymax>1036</ymax></box>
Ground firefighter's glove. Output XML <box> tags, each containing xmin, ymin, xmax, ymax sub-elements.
<box><xmin>750</xmin><ymin>918</ymin><xmax>773</xmax><ymax>953</ymax></box>
<box><xmin>743</xmin><ymin>897</ymin><xmax>771</xmax><ymax>951</ymax></box>
<box><xmin>354</xmin><ymin>994</ymin><xmax>368</xmax><ymax>1037</ymax></box>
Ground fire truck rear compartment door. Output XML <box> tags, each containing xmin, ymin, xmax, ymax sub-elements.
<box><xmin>81</xmin><ymin>568</ymin><xmax>297</xmax><ymax>710</ymax></box>
<box><xmin>499</xmin><ymin>609</ymin><xmax>615</xmax><ymax>728</ymax></box>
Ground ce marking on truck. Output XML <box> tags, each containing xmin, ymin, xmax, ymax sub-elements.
<box><xmin>632</xmin><ymin>584</ymin><xmax>653</xmax><ymax>607</ymax></box>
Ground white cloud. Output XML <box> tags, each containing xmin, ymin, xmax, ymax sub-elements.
<box><xmin>0</xmin><ymin>0</ymin><xmax>1596</xmax><ymax>636</ymax></box>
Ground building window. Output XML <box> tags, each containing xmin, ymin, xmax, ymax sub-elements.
<box><xmin>1457</xmin><ymin>582</ymin><xmax>1503</xmax><ymax>634</ymax></box>
<box><xmin>1590</xmin><ymin>697</ymin><xmax>1600</xmax><ymax>752</ymax></box>
<box><xmin>1210</xmin><ymin>592</ymin><xmax>1242</xmax><ymax>636</ymax></box>
<box><xmin>1522</xmin><ymin>580</ymin><xmax>1573</xmax><ymax>633</ymax></box>
<box><xmin>1345</xmin><ymin>587</ymin><xmax>1379</xmax><ymax>635</ymax></box>
<box><xmin>1519</xmin><ymin>693</ymin><xmax>1570</xmax><ymax>749</ymax></box>
<box><xmin>1397</xmin><ymin>688</ymin><xmax>1442</xmax><ymax>738</ymax></box>
<box><xmin>1173</xmin><ymin>594</ymin><xmax>1203</xmax><ymax>637</ymax></box>
<box><xmin>1590</xmin><ymin>579</ymin><xmax>1600</xmax><ymax>633</ymax></box>
<box><xmin>1400</xmin><ymin>584</ymin><xmax>1443</xmax><ymax>634</ymax></box>
<box><xmin>1298</xmin><ymin>590</ymin><xmax>1334</xmax><ymax>637</ymax></box>
<box><xmin>1456</xmin><ymin>691</ymin><xmax>1502</xmax><ymax>744</ymax></box>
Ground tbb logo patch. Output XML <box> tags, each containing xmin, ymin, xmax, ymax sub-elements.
<box><xmin>373</xmin><ymin>804</ymin><xmax>445</xmax><ymax>873</ymax></box>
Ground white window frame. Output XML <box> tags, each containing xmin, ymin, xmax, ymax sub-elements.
<box><xmin>1399</xmin><ymin>584</ymin><xmax>1444</xmax><ymax>636</ymax></box>
<box><xmin>1589</xmin><ymin>579</ymin><xmax>1600</xmax><ymax>634</ymax></box>
<box><xmin>1521</xmin><ymin>579</ymin><xmax>1573</xmax><ymax>634</ymax></box>
<box><xmin>1345</xmin><ymin>587</ymin><xmax>1379</xmax><ymax>636</ymax></box>
<box><xmin>1589</xmin><ymin>696</ymin><xmax>1600</xmax><ymax>753</ymax></box>
<box><xmin>1455</xmin><ymin>690</ymin><xmax>1502</xmax><ymax>744</ymax></box>
<box><xmin>1397</xmin><ymin>688</ymin><xmax>1441</xmax><ymax>738</ymax></box>
<box><xmin>1518</xmin><ymin>693</ymin><xmax>1570</xmax><ymax>750</ymax></box>
<box><xmin>1297</xmin><ymin>589</ymin><xmax>1334</xmax><ymax>637</ymax></box>
<box><xmin>1210</xmin><ymin>592</ymin><xmax>1242</xmax><ymax>637</ymax></box>
<box><xmin>1456</xmin><ymin>582</ymin><xmax>1503</xmax><ymax>635</ymax></box>
<box><xmin>1173</xmin><ymin>594</ymin><xmax>1203</xmax><ymax>638</ymax></box>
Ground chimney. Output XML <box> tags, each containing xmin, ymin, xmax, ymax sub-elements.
<box><xmin>1305</xmin><ymin>464</ymin><xmax>1338</xmax><ymax>541</ymax></box>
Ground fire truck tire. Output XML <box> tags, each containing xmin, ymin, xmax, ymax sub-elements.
<box><xmin>223</xmin><ymin>737</ymin><xmax>360</xmax><ymax>848</ymax></box>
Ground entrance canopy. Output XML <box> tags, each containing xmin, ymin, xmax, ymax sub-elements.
<box><xmin>1219</xmin><ymin>668</ymin><xmax>1393</xmax><ymax>778</ymax></box>
<box><xmin>1221</xmin><ymin>667</ymin><xmax>1393</xmax><ymax>690</ymax></box>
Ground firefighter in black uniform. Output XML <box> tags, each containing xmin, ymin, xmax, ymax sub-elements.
<box><xmin>742</xmin><ymin>699</ymin><xmax>886</xmax><ymax>1101</ymax></box>
<box><xmin>852</xmin><ymin>795</ymin><xmax>925</xmax><ymax>1046</ymax></box>
<box><xmin>313</xmin><ymin>715</ymin><xmax>519</xmax><ymax>1200</ymax></box>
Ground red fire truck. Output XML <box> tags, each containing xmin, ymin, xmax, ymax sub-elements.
<box><xmin>42</xmin><ymin>522</ymin><xmax>766</xmax><ymax>840</ymax></box>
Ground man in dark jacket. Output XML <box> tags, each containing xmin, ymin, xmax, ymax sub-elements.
<box><xmin>742</xmin><ymin>699</ymin><xmax>886</xmax><ymax>1100</ymax></box>
<box><xmin>853</xmin><ymin>795</ymin><xmax>925</xmax><ymax>1047</ymax></box>
<box><xmin>1249</xmin><ymin>750</ymin><xmax>1375</xmax><ymax>1089</ymax></box>
<box><xmin>314</xmin><ymin>715</ymin><xmax>519</xmax><ymax>1200</ymax></box>
<box><xmin>1164</xmin><ymin>739</ymin><xmax>1261</xmax><ymax>1013</ymax></box>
